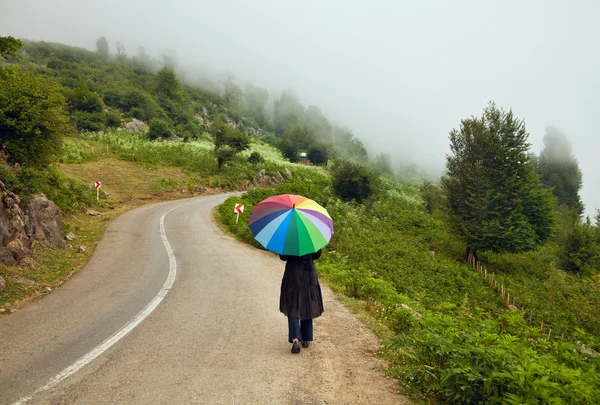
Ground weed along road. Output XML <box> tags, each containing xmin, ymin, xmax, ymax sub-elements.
<box><xmin>0</xmin><ymin>194</ymin><xmax>408</xmax><ymax>405</ymax></box>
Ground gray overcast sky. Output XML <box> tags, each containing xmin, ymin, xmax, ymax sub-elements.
<box><xmin>1</xmin><ymin>0</ymin><xmax>599</xmax><ymax>215</ymax></box>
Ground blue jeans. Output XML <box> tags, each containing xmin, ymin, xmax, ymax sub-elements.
<box><xmin>288</xmin><ymin>316</ymin><xmax>313</xmax><ymax>343</ymax></box>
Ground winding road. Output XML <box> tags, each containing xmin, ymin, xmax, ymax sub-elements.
<box><xmin>0</xmin><ymin>195</ymin><xmax>408</xmax><ymax>405</ymax></box>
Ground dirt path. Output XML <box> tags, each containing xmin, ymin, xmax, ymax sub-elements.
<box><xmin>0</xmin><ymin>195</ymin><xmax>409</xmax><ymax>404</ymax></box>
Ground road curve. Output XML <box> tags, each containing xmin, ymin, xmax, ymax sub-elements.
<box><xmin>0</xmin><ymin>194</ymin><xmax>408</xmax><ymax>405</ymax></box>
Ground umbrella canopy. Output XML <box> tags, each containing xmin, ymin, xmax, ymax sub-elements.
<box><xmin>249</xmin><ymin>194</ymin><xmax>334</xmax><ymax>256</ymax></box>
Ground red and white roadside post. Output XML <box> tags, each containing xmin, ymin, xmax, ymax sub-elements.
<box><xmin>95</xmin><ymin>181</ymin><xmax>101</xmax><ymax>201</ymax></box>
<box><xmin>234</xmin><ymin>204</ymin><xmax>244</xmax><ymax>224</ymax></box>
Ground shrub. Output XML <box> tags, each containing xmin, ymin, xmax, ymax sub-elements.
<box><xmin>104</xmin><ymin>110</ymin><xmax>121</xmax><ymax>128</ymax></box>
<box><xmin>69</xmin><ymin>86</ymin><xmax>103</xmax><ymax>113</ymax></box>
<box><xmin>0</xmin><ymin>67</ymin><xmax>71</xmax><ymax>168</ymax></box>
<box><xmin>71</xmin><ymin>110</ymin><xmax>104</xmax><ymax>131</ymax></box>
<box><xmin>247</xmin><ymin>151</ymin><xmax>265</xmax><ymax>164</ymax></box>
<box><xmin>147</xmin><ymin>118</ymin><xmax>172</xmax><ymax>140</ymax></box>
<box><xmin>331</xmin><ymin>159</ymin><xmax>379</xmax><ymax>203</ymax></box>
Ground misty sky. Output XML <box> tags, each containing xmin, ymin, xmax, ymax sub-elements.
<box><xmin>1</xmin><ymin>0</ymin><xmax>599</xmax><ymax>216</ymax></box>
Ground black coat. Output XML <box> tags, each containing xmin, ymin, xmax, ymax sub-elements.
<box><xmin>279</xmin><ymin>250</ymin><xmax>324</xmax><ymax>320</ymax></box>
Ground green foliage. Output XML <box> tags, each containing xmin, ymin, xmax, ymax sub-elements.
<box><xmin>560</xmin><ymin>222</ymin><xmax>599</xmax><ymax>275</ymax></box>
<box><xmin>0</xmin><ymin>67</ymin><xmax>71</xmax><ymax>168</ymax></box>
<box><xmin>331</xmin><ymin>125</ymin><xmax>369</xmax><ymax>163</ymax></box>
<box><xmin>537</xmin><ymin>127</ymin><xmax>584</xmax><ymax>215</ymax></box>
<box><xmin>221</xmin><ymin>73</ymin><xmax>243</xmax><ymax>112</ymax></box>
<box><xmin>390</xmin><ymin>309</ymin><xmax>600</xmax><ymax>404</ymax></box>
<box><xmin>307</xmin><ymin>143</ymin><xmax>331</xmax><ymax>165</ymax></box>
<box><xmin>0</xmin><ymin>162</ymin><xmax>92</xmax><ymax>213</ymax></box>
<box><xmin>441</xmin><ymin>102</ymin><xmax>557</xmax><ymax>253</ymax></box>
<box><xmin>69</xmin><ymin>86</ymin><xmax>103</xmax><ymax>112</ymax></box>
<box><xmin>71</xmin><ymin>110</ymin><xmax>105</xmax><ymax>131</ymax></box>
<box><xmin>331</xmin><ymin>159</ymin><xmax>379</xmax><ymax>203</ymax></box>
<box><xmin>420</xmin><ymin>181</ymin><xmax>445</xmax><ymax>214</ymax></box>
<box><xmin>147</xmin><ymin>118</ymin><xmax>173</xmax><ymax>140</ymax></box>
<box><xmin>277</xmin><ymin>121</ymin><xmax>310</xmax><ymax>162</ymax></box>
<box><xmin>95</xmin><ymin>36</ymin><xmax>109</xmax><ymax>57</ymax></box>
<box><xmin>104</xmin><ymin>110</ymin><xmax>121</xmax><ymax>128</ymax></box>
<box><xmin>0</xmin><ymin>36</ymin><xmax>23</xmax><ymax>59</ymax></box>
<box><xmin>273</xmin><ymin>90</ymin><xmax>305</xmax><ymax>134</ymax></box>
<box><xmin>211</xmin><ymin>120</ymin><xmax>250</xmax><ymax>169</ymax></box>
<box><xmin>375</xmin><ymin>152</ymin><xmax>393</xmax><ymax>175</ymax></box>
<box><xmin>247</xmin><ymin>151</ymin><xmax>265</xmax><ymax>164</ymax></box>
<box><xmin>243</xmin><ymin>83</ymin><xmax>269</xmax><ymax>127</ymax></box>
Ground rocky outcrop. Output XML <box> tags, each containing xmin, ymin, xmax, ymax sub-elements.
<box><xmin>0</xmin><ymin>181</ymin><xmax>65</xmax><ymax>265</ymax></box>
<box><xmin>123</xmin><ymin>119</ymin><xmax>149</xmax><ymax>133</ymax></box>
<box><xmin>251</xmin><ymin>170</ymin><xmax>287</xmax><ymax>188</ymax></box>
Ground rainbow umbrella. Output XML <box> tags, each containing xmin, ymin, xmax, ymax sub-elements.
<box><xmin>249</xmin><ymin>194</ymin><xmax>334</xmax><ymax>256</ymax></box>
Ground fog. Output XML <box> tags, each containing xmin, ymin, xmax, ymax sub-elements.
<box><xmin>1</xmin><ymin>0</ymin><xmax>599</xmax><ymax>216</ymax></box>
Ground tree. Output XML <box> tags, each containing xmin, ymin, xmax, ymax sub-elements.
<box><xmin>536</xmin><ymin>127</ymin><xmax>584</xmax><ymax>215</ymax></box>
<box><xmin>277</xmin><ymin>121</ymin><xmax>311</xmax><ymax>162</ymax></box>
<box><xmin>0</xmin><ymin>68</ymin><xmax>71</xmax><ymax>167</ymax></box>
<box><xmin>147</xmin><ymin>118</ymin><xmax>172</xmax><ymax>140</ymax></box>
<box><xmin>375</xmin><ymin>152</ymin><xmax>393</xmax><ymax>175</ymax></box>
<box><xmin>95</xmin><ymin>36</ymin><xmax>109</xmax><ymax>57</ymax></box>
<box><xmin>0</xmin><ymin>36</ymin><xmax>23</xmax><ymax>59</ymax></box>
<box><xmin>115</xmin><ymin>41</ymin><xmax>127</xmax><ymax>61</ymax></box>
<box><xmin>69</xmin><ymin>86</ymin><xmax>103</xmax><ymax>112</ymax></box>
<box><xmin>560</xmin><ymin>222</ymin><xmax>599</xmax><ymax>274</ymax></box>
<box><xmin>273</xmin><ymin>90</ymin><xmax>304</xmax><ymax>134</ymax></box>
<box><xmin>332</xmin><ymin>159</ymin><xmax>379</xmax><ymax>203</ymax></box>
<box><xmin>243</xmin><ymin>83</ymin><xmax>269</xmax><ymax>126</ymax></box>
<box><xmin>441</xmin><ymin>102</ymin><xmax>557</xmax><ymax>253</ymax></box>
<box><xmin>211</xmin><ymin>120</ymin><xmax>250</xmax><ymax>169</ymax></box>
<box><xmin>307</xmin><ymin>144</ymin><xmax>332</xmax><ymax>166</ymax></box>
<box><xmin>221</xmin><ymin>73</ymin><xmax>243</xmax><ymax>111</ymax></box>
<box><xmin>332</xmin><ymin>125</ymin><xmax>368</xmax><ymax>162</ymax></box>
<box><xmin>161</xmin><ymin>49</ymin><xmax>177</xmax><ymax>69</ymax></box>
<box><xmin>132</xmin><ymin>46</ymin><xmax>155</xmax><ymax>71</ymax></box>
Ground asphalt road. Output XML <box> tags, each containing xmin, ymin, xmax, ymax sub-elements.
<box><xmin>0</xmin><ymin>194</ymin><xmax>408</xmax><ymax>405</ymax></box>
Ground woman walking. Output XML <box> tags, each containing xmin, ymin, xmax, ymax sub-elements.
<box><xmin>279</xmin><ymin>249</ymin><xmax>324</xmax><ymax>354</ymax></box>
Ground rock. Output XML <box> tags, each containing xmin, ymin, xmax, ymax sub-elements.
<box><xmin>581</xmin><ymin>344</ymin><xmax>597</xmax><ymax>357</ymax></box>
<box><xmin>283</xmin><ymin>167</ymin><xmax>293</xmax><ymax>179</ymax></box>
<box><xmin>274</xmin><ymin>171</ymin><xmax>285</xmax><ymax>183</ymax></box>
<box><xmin>78</xmin><ymin>246</ymin><xmax>86</xmax><ymax>253</ymax></box>
<box><xmin>86</xmin><ymin>209</ymin><xmax>101</xmax><ymax>216</ymax></box>
<box><xmin>66</xmin><ymin>244</ymin><xmax>72</xmax><ymax>249</ymax></box>
<box><xmin>196</xmin><ymin>186</ymin><xmax>206</xmax><ymax>194</ymax></box>
<box><xmin>85</xmin><ymin>183</ymin><xmax>94</xmax><ymax>190</ymax></box>
<box><xmin>0</xmin><ymin>275</ymin><xmax>5</xmax><ymax>293</ymax></box>
<box><xmin>25</xmin><ymin>196</ymin><xmax>66</xmax><ymax>248</ymax></box>
<box><xmin>100</xmin><ymin>191</ymin><xmax>109</xmax><ymax>197</ymax></box>
<box><xmin>65</xmin><ymin>232</ymin><xmax>76</xmax><ymax>241</ymax></box>
<box><xmin>14</xmin><ymin>276</ymin><xmax>34</xmax><ymax>285</ymax></box>
<box><xmin>123</xmin><ymin>118</ymin><xmax>149</xmax><ymax>133</ymax></box>
<box><xmin>400</xmin><ymin>303</ymin><xmax>423</xmax><ymax>319</ymax></box>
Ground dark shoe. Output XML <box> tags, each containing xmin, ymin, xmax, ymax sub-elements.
<box><xmin>291</xmin><ymin>340</ymin><xmax>301</xmax><ymax>354</ymax></box>
<box><xmin>301</xmin><ymin>341</ymin><xmax>310</xmax><ymax>348</ymax></box>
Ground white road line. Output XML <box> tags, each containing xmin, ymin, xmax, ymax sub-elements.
<box><xmin>12</xmin><ymin>196</ymin><xmax>220</xmax><ymax>405</ymax></box>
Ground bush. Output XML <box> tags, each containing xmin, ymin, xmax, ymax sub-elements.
<box><xmin>104</xmin><ymin>110</ymin><xmax>121</xmax><ymax>128</ymax></box>
<box><xmin>147</xmin><ymin>118</ymin><xmax>172</xmax><ymax>140</ymax></box>
<box><xmin>71</xmin><ymin>110</ymin><xmax>104</xmax><ymax>131</ymax></box>
<box><xmin>331</xmin><ymin>159</ymin><xmax>379</xmax><ymax>203</ymax></box>
<box><xmin>247</xmin><ymin>151</ymin><xmax>265</xmax><ymax>164</ymax></box>
<box><xmin>0</xmin><ymin>67</ymin><xmax>71</xmax><ymax>168</ymax></box>
<box><xmin>69</xmin><ymin>86</ymin><xmax>103</xmax><ymax>113</ymax></box>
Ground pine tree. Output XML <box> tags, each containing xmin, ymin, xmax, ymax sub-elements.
<box><xmin>537</xmin><ymin>127</ymin><xmax>584</xmax><ymax>215</ymax></box>
<box><xmin>441</xmin><ymin>102</ymin><xmax>557</xmax><ymax>253</ymax></box>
